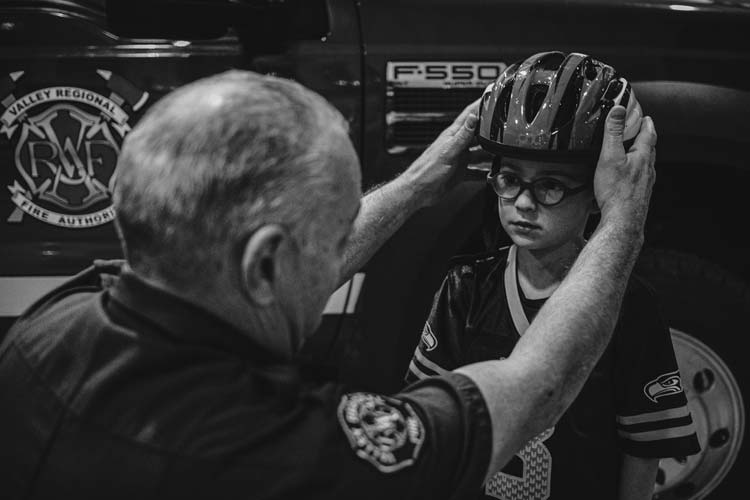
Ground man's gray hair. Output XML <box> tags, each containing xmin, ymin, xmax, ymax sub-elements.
<box><xmin>113</xmin><ymin>70</ymin><xmax>348</xmax><ymax>285</ymax></box>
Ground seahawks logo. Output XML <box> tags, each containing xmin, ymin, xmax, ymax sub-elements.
<box><xmin>421</xmin><ymin>322</ymin><xmax>437</xmax><ymax>351</ymax></box>
<box><xmin>644</xmin><ymin>370</ymin><xmax>684</xmax><ymax>403</ymax></box>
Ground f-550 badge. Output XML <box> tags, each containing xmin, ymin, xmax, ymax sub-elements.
<box><xmin>387</xmin><ymin>62</ymin><xmax>507</xmax><ymax>88</ymax></box>
<box><xmin>1</xmin><ymin>70</ymin><xmax>148</xmax><ymax>228</ymax></box>
<box><xmin>644</xmin><ymin>370</ymin><xmax>684</xmax><ymax>403</ymax></box>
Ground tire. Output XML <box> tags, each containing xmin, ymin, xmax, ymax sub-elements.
<box><xmin>635</xmin><ymin>249</ymin><xmax>747</xmax><ymax>500</ymax></box>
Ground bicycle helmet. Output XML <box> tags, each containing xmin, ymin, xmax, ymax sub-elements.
<box><xmin>477</xmin><ymin>51</ymin><xmax>642</xmax><ymax>162</ymax></box>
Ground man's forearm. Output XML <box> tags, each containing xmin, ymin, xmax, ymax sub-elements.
<box><xmin>338</xmin><ymin>173</ymin><xmax>424</xmax><ymax>286</ymax></box>
<box><xmin>511</xmin><ymin>217</ymin><xmax>644</xmax><ymax>421</ymax></box>
<box><xmin>457</xmin><ymin>218</ymin><xmax>644</xmax><ymax>477</ymax></box>
<box><xmin>337</xmin><ymin>104</ymin><xmax>478</xmax><ymax>287</ymax></box>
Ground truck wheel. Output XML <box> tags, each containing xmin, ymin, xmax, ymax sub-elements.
<box><xmin>635</xmin><ymin>249</ymin><xmax>746</xmax><ymax>500</ymax></box>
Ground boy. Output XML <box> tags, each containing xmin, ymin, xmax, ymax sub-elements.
<box><xmin>405</xmin><ymin>52</ymin><xmax>700</xmax><ymax>500</ymax></box>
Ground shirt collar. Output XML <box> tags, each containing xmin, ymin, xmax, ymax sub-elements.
<box><xmin>107</xmin><ymin>267</ymin><xmax>288</xmax><ymax>366</ymax></box>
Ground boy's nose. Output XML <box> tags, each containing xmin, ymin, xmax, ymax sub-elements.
<box><xmin>514</xmin><ymin>187</ymin><xmax>537</xmax><ymax>211</ymax></box>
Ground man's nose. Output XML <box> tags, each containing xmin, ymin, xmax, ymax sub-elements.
<box><xmin>514</xmin><ymin>187</ymin><xmax>537</xmax><ymax>211</ymax></box>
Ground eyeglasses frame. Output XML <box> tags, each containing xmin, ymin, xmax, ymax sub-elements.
<box><xmin>486</xmin><ymin>171</ymin><xmax>591</xmax><ymax>207</ymax></box>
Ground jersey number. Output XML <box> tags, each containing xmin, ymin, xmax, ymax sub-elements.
<box><xmin>485</xmin><ymin>427</ymin><xmax>554</xmax><ymax>500</ymax></box>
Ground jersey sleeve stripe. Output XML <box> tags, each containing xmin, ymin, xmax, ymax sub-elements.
<box><xmin>617</xmin><ymin>423</ymin><xmax>697</xmax><ymax>442</ymax></box>
<box><xmin>404</xmin><ymin>370</ymin><xmax>418</xmax><ymax>385</ymax></box>
<box><xmin>618</xmin><ymin>414</ymin><xmax>693</xmax><ymax>433</ymax></box>
<box><xmin>414</xmin><ymin>349</ymin><xmax>450</xmax><ymax>375</ymax></box>
<box><xmin>408</xmin><ymin>360</ymin><xmax>433</xmax><ymax>380</ymax></box>
<box><xmin>617</xmin><ymin>406</ymin><xmax>691</xmax><ymax>425</ymax></box>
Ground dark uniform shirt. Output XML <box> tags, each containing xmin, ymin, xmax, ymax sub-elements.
<box><xmin>405</xmin><ymin>246</ymin><xmax>701</xmax><ymax>500</ymax></box>
<box><xmin>0</xmin><ymin>261</ymin><xmax>491</xmax><ymax>500</ymax></box>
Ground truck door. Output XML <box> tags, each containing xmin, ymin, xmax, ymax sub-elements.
<box><xmin>0</xmin><ymin>0</ymin><xmax>363</xmax><ymax>339</ymax></box>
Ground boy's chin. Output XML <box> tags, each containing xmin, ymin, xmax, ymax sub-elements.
<box><xmin>508</xmin><ymin>233</ymin><xmax>546</xmax><ymax>249</ymax></box>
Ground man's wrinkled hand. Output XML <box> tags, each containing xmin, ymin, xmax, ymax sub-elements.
<box><xmin>402</xmin><ymin>97</ymin><xmax>481</xmax><ymax>208</ymax></box>
<box><xmin>594</xmin><ymin>105</ymin><xmax>657</xmax><ymax>231</ymax></box>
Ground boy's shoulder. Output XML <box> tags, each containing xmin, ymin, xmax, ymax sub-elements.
<box><xmin>623</xmin><ymin>272</ymin><xmax>661</xmax><ymax>308</ymax></box>
<box><xmin>616</xmin><ymin>272</ymin><xmax>668</xmax><ymax>338</ymax></box>
<box><xmin>445</xmin><ymin>246</ymin><xmax>511</xmax><ymax>282</ymax></box>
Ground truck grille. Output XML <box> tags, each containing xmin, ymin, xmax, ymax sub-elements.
<box><xmin>386</xmin><ymin>87</ymin><xmax>480</xmax><ymax>152</ymax></box>
<box><xmin>389</xmin><ymin>120</ymin><xmax>452</xmax><ymax>147</ymax></box>
<box><xmin>390</xmin><ymin>87</ymin><xmax>481</xmax><ymax>114</ymax></box>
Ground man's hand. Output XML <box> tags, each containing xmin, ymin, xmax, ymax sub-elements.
<box><xmin>594</xmin><ymin>105</ymin><xmax>657</xmax><ymax>231</ymax></box>
<box><xmin>400</xmin><ymin>98</ymin><xmax>481</xmax><ymax>208</ymax></box>
<box><xmin>337</xmin><ymin>98</ymin><xmax>480</xmax><ymax>285</ymax></box>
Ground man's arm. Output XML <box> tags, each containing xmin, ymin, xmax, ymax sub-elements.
<box><xmin>456</xmin><ymin>106</ymin><xmax>658</xmax><ymax>478</ymax></box>
<box><xmin>338</xmin><ymin>99</ymin><xmax>480</xmax><ymax>286</ymax></box>
<box><xmin>618</xmin><ymin>454</ymin><xmax>659</xmax><ymax>500</ymax></box>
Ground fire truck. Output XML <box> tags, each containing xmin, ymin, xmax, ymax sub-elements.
<box><xmin>1</xmin><ymin>1</ymin><xmax>748</xmax><ymax>497</ymax></box>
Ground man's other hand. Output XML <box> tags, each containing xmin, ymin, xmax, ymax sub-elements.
<box><xmin>594</xmin><ymin>105</ymin><xmax>657</xmax><ymax>231</ymax></box>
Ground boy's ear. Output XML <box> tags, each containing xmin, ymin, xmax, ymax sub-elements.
<box><xmin>239</xmin><ymin>225</ymin><xmax>290</xmax><ymax>306</ymax></box>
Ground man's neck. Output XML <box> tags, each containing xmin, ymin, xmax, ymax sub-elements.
<box><xmin>130</xmin><ymin>266</ymin><xmax>296</xmax><ymax>361</ymax></box>
<box><xmin>516</xmin><ymin>238</ymin><xmax>585</xmax><ymax>299</ymax></box>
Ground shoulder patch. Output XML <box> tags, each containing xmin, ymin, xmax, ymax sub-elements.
<box><xmin>644</xmin><ymin>370</ymin><xmax>684</xmax><ymax>403</ymax></box>
<box><xmin>338</xmin><ymin>393</ymin><xmax>425</xmax><ymax>473</ymax></box>
<box><xmin>421</xmin><ymin>322</ymin><xmax>438</xmax><ymax>352</ymax></box>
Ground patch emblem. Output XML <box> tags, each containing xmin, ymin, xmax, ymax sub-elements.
<box><xmin>421</xmin><ymin>322</ymin><xmax>438</xmax><ymax>352</ymax></box>
<box><xmin>1</xmin><ymin>70</ymin><xmax>148</xmax><ymax>228</ymax></box>
<box><xmin>338</xmin><ymin>392</ymin><xmax>425</xmax><ymax>473</ymax></box>
<box><xmin>644</xmin><ymin>370</ymin><xmax>684</xmax><ymax>403</ymax></box>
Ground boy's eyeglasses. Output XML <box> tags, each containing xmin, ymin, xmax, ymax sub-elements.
<box><xmin>487</xmin><ymin>172</ymin><xmax>590</xmax><ymax>207</ymax></box>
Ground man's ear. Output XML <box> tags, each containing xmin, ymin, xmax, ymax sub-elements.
<box><xmin>240</xmin><ymin>225</ymin><xmax>290</xmax><ymax>306</ymax></box>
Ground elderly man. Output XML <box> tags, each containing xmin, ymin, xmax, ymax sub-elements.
<box><xmin>0</xmin><ymin>71</ymin><xmax>655</xmax><ymax>499</ymax></box>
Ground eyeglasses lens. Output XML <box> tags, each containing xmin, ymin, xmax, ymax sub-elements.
<box><xmin>534</xmin><ymin>178</ymin><xmax>565</xmax><ymax>205</ymax></box>
<box><xmin>494</xmin><ymin>173</ymin><xmax>520</xmax><ymax>199</ymax></box>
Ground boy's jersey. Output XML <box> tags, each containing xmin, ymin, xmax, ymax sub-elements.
<box><xmin>405</xmin><ymin>246</ymin><xmax>701</xmax><ymax>500</ymax></box>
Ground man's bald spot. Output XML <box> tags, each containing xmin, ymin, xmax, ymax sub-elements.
<box><xmin>152</xmin><ymin>71</ymin><xmax>348</xmax><ymax>140</ymax></box>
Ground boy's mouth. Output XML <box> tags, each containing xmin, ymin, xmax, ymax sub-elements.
<box><xmin>510</xmin><ymin>220</ymin><xmax>541</xmax><ymax>230</ymax></box>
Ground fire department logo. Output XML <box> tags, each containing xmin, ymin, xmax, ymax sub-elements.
<box><xmin>338</xmin><ymin>393</ymin><xmax>425</xmax><ymax>473</ymax></box>
<box><xmin>1</xmin><ymin>70</ymin><xmax>148</xmax><ymax>228</ymax></box>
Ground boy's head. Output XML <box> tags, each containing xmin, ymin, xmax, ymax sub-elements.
<box><xmin>489</xmin><ymin>156</ymin><xmax>596</xmax><ymax>250</ymax></box>
<box><xmin>476</xmin><ymin>51</ymin><xmax>643</xmax><ymax>251</ymax></box>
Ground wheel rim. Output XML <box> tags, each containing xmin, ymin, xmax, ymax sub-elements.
<box><xmin>653</xmin><ymin>329</ymin><xmax>745</xmax><ymax>499</ymax></box>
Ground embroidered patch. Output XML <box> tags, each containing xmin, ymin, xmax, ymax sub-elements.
<box><xmin>644</xmin><ymin>370</ymin><xmax>684</xmax><ymax>403</ymax></box>
<box><xmin>421</xmin><ymin>322</ymin><xmax>438</xmax><ymax>352</ymax></box>
<box><xmin>338</xmin><ymin>392</ymin><xmax>425</xmax><ymax>473</ymax></box>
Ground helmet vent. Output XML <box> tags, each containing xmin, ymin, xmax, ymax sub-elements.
<box><xmin>551</xmin><ymin>74</ymin><xmax>584</xmax><ymax>150</ymax></box>
<box><xmin>539</xmin><ymin>52</ymin><xmax>565</xmax><ymax>71</ymax></box>
<box><xmin>585</xmin><ymin>61</ymin><xmax>599</xmax><ymax>81</ymax></box>
<box><xmin>491</xmin><ymin>77</ymin><xmax>514</xmax><ymax>141</ymax></box>
<box><xmin>525</xmin><ymin>84</ymin><xmax>549</xmax><ymax>123</ymax></box>
<box><xmin>499</xmin><ymin>80</ymin><xmax>513</xmax><ymax>123</ymax></box>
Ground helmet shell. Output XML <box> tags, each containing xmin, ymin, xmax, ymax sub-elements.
<box><xmin>477</xmin><ymin>51</ymin><xmax>642</xmax><ymax>162</ymax></box>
